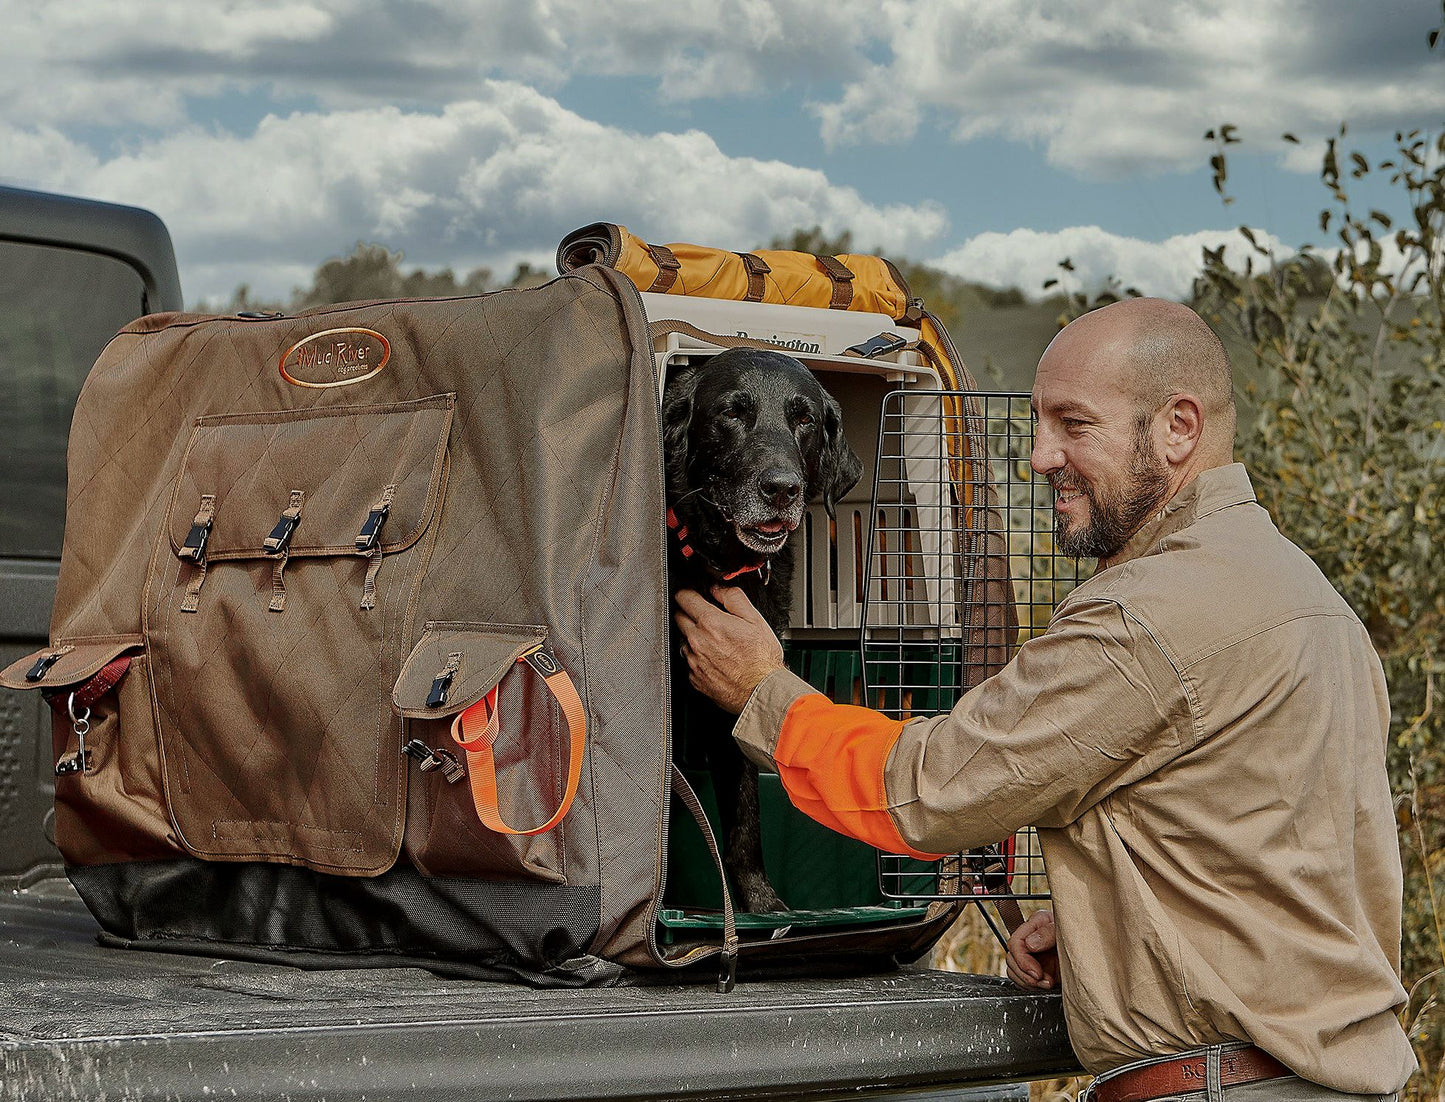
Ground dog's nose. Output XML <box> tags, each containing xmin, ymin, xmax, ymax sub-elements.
<box><xmin>759</xmin><ymin>468</ymin><xmax>803</xmax><ymax>507</ymax></box>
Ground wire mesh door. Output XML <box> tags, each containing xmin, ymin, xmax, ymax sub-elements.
<box><xmin>864</xmin><ymin>390</ymin><xmax>1088</xmax><ymax>940</ymax></box>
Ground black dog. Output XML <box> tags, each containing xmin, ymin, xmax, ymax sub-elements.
<box><xmin>663</xmin><ymin>347</ymin><xmax>863</xmax><ymax>913</ymax></box>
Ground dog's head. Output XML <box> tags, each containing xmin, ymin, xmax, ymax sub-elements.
<box><xmin>662</xmin><ymin>348</ymin><xmax>864</xmax><ymax>569</ymax></box>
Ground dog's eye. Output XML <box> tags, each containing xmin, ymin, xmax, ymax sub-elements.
<box><xmin>795</xmin><ymin>413</ymin><xmax>813</xmax><ymax>427</ymax></box>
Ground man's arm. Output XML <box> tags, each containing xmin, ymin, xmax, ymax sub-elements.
<box><xmin>675</xmin><ymin>584</ymin><xmax>1194</xmax><ymax>857</ymax></box>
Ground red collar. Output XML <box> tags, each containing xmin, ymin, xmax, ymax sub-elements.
<box><xmin>667</xmin><ymin>508</ymin><xmax>770</xmax><ymax>584</ymax></box>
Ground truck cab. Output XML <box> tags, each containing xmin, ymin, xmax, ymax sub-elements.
<box><xmin>0</xmin><ymin>185</ymin><xmax>183</xmax><ymax>886</ymax></box>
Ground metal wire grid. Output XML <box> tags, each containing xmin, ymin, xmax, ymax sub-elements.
<box><xmin>864</xmin><ymin>391</ymin><xmax>1088</xmax><ymax>906</ymax></box>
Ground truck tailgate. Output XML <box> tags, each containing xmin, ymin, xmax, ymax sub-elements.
<box><xmin>0</xmin><ymin>880</ymin><xmax>1076</xmax><ymax>1100</ymax></box>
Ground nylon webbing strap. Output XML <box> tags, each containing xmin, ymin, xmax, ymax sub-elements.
<box><xmin>449</xmin><ymin>643</ymin><xmax>586</xmax><ymax>837</ymax></box>
<box><xmin>179</xmin><ymin>495</ymin><xmax>216</xmax><ymax>613</ymax></box>
<box><xmin>671</xmin><ymin>764</ymin><xmax>739</xmax><ymax>992</ymax></box>
<box><xmin>358</xmin><ymin>484</ymin><xmax>396</xmax><ymax>611</ymax></box>
<box><xmin>645</xmin><ymin>243</ymin><xmax>681</xmax><ymax>293</ymax></box>
<box><xmin>993</xmin><ymin>895</ymin><xmax>1026</xmax><ymax>936</ymax></box>
<box><xmin>268</xmin><ymin>553</ymin><xmax>289</xmax><ymax>612</ymax></box>
<box><xmin>969</xmin><ymin>846</ymin><xmax>1026</xmax><ymax>936</ymax></box>
<box><xmin>735</xmin><ymin>252</ymin><xmax>770</xmax><ymax>302</ymax></box>
<box><xmin>648</xmin><ymin>320</ymin><xmax>810</xmax><ymax>355</ymax></box>
<box><xmin>815</xmin><ymin>255</ymin><xmax>855</xmax><ymax>309</ymax></box>
<box><xmin>42</xmin><ymin>657</ymin><xmax>132</xmax><ymax>715</ymax></box>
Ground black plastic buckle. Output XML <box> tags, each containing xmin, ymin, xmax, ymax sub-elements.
<box><xmin>355</xmin><ymin>503</ymin><xmax>390</xmax><ymax>553</ymax></box>
<box><xmin>264</xmin><ymin>512</ymin><xmax>300</xmax><ymax>555</ymax></box>
<box><xmin>844</xmin><ymin>332</ymin><xmax>908</xmax><ymax>359</ymax></box>
<box><xmin>716</xmin><ymin>947</ymin><xmax>738</xmax><ymax>993</ymax></box>
<box><xmin>426</xmin><ymin>669</ymin><xmax>455</xmax><ymax>708</ymax></box>
<box><xmin>25</xmin><ymin>651</ymin><xmax>63</xmax><ymax>682</ymax></box>
<box><xmin>180</xmin><ymin>517</ymin><xmax>213</xmax><ymax>563</ymax></box>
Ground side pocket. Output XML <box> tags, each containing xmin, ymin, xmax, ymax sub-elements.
<box><xmin>0</xmin><ymin>638</ymin><xmax>182</xmax><ymax>866</ymax></box>
<box><xmin>394</xmin><ymin>623</ymin><xmax>585</xmax><ymax>884</ymax></box>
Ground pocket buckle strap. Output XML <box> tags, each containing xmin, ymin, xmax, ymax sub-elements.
<box><xmin>263</xmin><ymin>490</ymin><xmax>305</xmax><ymax>555</ymax></box>
<box><xmin>426</xmin><ymin>653</ymin><xmax>463</xmax><ymax>708</ymax></box>
<box><xmin>25</xmin><ymin>647</ymin><xmax>70</xmax><ymax>683</ymax></box>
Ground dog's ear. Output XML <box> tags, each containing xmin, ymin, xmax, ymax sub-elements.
<box><xmin>820</xmin><ymin>391</ymin><xmax>864</xmax><ymax>516</ymax></box>
<box><xmin>661</xmin><ymin>364</ymin><xmax>700</xmax><ymax>486</ymax></box>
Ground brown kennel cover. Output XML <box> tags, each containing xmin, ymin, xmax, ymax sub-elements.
<box><xmin>0</xmin><ymin>269</ymin><xmax>679</xmax><ymax>982</ymax></box>
<box><xmin>0</xmin><ymin>267</ymin><xmax>962</xmax><ymax>983</ymax></box>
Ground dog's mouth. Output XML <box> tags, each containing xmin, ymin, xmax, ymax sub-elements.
<box><xmin>735</xmin><ymin>518</ymin><xmax>795</xmax><ymax>555</ymax></box>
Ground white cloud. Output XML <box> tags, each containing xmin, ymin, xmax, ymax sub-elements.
<box><xmin>931</xmin><ymin>225</ymin><xmax>1295</xmax><ymax>301</ymax></box>
<box><xmin>817</xmin><ymin>0</ymin><xmax>1445</xmax><ymax>176</ymax></box>
<box><xmin>0</xmin><ymin>82</ymin><xmax>947</xmax><ymax>304</ymax></box>
<box><xmin>0</xmin><ymin>0</ymin><xmax>876</xmax><ymax>129</ymax></box>
<box><xmin>5</xmin><ymin>0</ymin><xmax>1439</xmax><ymax>182</ymax></box>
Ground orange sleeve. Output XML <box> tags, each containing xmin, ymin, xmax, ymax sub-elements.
<box><xmin>774</xmin><ymin>694</ymin><xmax>945</xmax><ymax>861</ymax></box>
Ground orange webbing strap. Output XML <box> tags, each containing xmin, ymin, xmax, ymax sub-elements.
<box><xmin>449</xmin><ymin>644</ymin><xmax>587</xmax><ymax>836</ymax></box>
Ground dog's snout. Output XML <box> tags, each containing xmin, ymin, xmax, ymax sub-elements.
<box><xmin>759</xmin><ymin>467</ymin><xmax>803</xmax><ymax>507</ymax></box>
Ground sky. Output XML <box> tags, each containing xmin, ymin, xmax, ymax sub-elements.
<box><xmin>3</xmin><ymin>0</ymin><xmax>1442</xmax><ymax>307</ymax></box>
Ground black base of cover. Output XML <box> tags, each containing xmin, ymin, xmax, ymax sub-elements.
<box><xmin>70</xmin><ymin>859</ymin><xmax>617</xmax><ymax>987</ymax></box>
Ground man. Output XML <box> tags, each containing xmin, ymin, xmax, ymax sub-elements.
<box><xmin>674</xmin><ymin>298</ymin><xmax>1415</xmax><ymax>1101</ymax></box>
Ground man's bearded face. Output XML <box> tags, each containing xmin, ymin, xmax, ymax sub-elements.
<box><xmin>1050</xmin><ymin>415</ymin><xmax>1170</xmax><ymax>561</ymax></box>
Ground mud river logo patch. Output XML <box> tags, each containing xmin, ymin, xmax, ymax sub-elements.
<box><xmin>280</xmin><ymin>328</ymin><xmax>390</xmax><ymax>388</ymax></box>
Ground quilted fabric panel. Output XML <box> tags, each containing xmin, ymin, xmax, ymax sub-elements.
<box><xmin>166</xmin><ymin>395</ymin><xmax>453</xmax><ymax>559</ymax></box>
<box><xmin>53</xmin><ymin>272</ymin><xmax>669</xmax><ymax>958</ymax></box>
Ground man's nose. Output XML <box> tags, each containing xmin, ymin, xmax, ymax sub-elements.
<box><xmin>759</xmin><ymin>468</ymin><xmax>802</xmax><ymax>507</ymax></box>
<box><xmin>1030</xmin><ymin>429</ymin><xmax>1063</xmax><ymax>476</ymax></box>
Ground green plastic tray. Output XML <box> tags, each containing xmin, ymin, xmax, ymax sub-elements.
<box><xmin>663</xmin><ymin>642</ymin><xmax>962</xmax><ymax>927</ymax></box>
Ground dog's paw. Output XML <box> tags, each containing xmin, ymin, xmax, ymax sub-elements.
<box><xmin>738</xmin><ymin>878</ymin><xmax>790</xmax><ymax>915</ymax></box>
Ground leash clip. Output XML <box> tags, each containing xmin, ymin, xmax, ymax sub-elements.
<box><xmin>56</xmin><ymin>692</ymin><xmax>92</xmax><ymax>776</ymax></box>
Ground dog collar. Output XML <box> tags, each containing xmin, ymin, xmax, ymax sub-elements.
<box><xmin>667</xmin><ymin>508</ymin><xmax>771</xmax><ymax>584</ymax></box>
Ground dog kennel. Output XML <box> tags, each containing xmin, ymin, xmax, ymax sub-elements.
<box><xmin>641</xmin><ymin>291</ymin><xmax>1084</xmax><ymax>948</ymax></box>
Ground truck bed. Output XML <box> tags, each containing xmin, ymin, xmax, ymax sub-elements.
<box><xmin>0</xmin><ymin>880</ymin><xmax>1076</xmax><ymax>1101</ymax></box>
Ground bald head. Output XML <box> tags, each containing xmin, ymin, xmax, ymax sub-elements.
<box><xmin>1032</xmin><ymin>300</ymin><xmax>1237</xmax><ymax>555</ymax></box>
<box><xmin>1050</xmin><ymin>298</ymin><xmax>1236</xmax><ymax>447</ymax></box>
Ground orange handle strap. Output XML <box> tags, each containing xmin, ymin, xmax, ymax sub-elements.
<box><xmin>449</xmin><ymin>644</ymin><xmax>586</xmax><ymax>836</ymax></box>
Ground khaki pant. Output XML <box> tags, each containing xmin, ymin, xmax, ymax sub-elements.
<box><xmin>1084</xmin><ymin>1044</ymin><xmax>1398</xmax><ymax>1102</ymax></box>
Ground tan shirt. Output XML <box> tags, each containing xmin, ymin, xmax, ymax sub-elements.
<box><xmin>735</xmin><ymin>464</ymin><xmax>1415</xmax><ymax>1092</ymax></box>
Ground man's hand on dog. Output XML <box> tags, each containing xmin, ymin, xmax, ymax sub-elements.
<box><xmin>674</xmin><ymin>585</ymin><xmax>786</xmax><ymax>714</ymax></box>
<box><xmin>1006</xmin><ymin>909</ymin><xmax>1060</xmax><ymax>990</ymax></box>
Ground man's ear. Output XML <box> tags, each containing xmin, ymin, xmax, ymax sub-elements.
<box><xmin>1161</xmin><ymin>393</ymin><xmax>1204</xmax><ymax>465</ymax></box>
<box><xmin>820</xmin><ymin>392</ymin><xmax>864</xmax><ymax>516</ymax></box>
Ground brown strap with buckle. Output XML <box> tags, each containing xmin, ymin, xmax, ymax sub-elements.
<box><xmin>735</xmin><ymin>252</ymin><xmax>771</xmax><ymax>302</ymax></box>
<box><xmin>1091</xmin><ymin>1046</ymin><xmax>1291</xmax><ymax>1102</ymax></box>
<box><xmin>815</xmin><ymin>255</ymin><xmax>855</xmax><ymax>309</ymax></box>
<box><xmin>645</xmin><ymin>243</ymin><xmax>682</xmax><ymax>293</ymax></box>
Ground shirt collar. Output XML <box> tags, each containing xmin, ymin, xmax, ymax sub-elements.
<box><xmin>1107</xmin><ymin>462</ymin><xmax>1257</xmax><ymax>568</ymax></box>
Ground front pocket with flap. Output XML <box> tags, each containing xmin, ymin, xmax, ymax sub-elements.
<box><xmin>395</xmin><ymin>622</ymin><xmax>587</xmax><ymax>883</ymax></box>
<box><xmin>145</xmin><ymin>394</ymin><xmax>454</xmax><ymax>875</ymax></box>
<box><xmin>1</xmin><ymin>637</ymin><xmax>182</xmax><ymax>865</ymax></box>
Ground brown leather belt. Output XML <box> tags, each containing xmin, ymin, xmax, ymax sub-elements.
<box><xmin>1091</xmin><ymin>1046</ymin><xmax>1291</xmax><ymax>1102</ymax></box>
